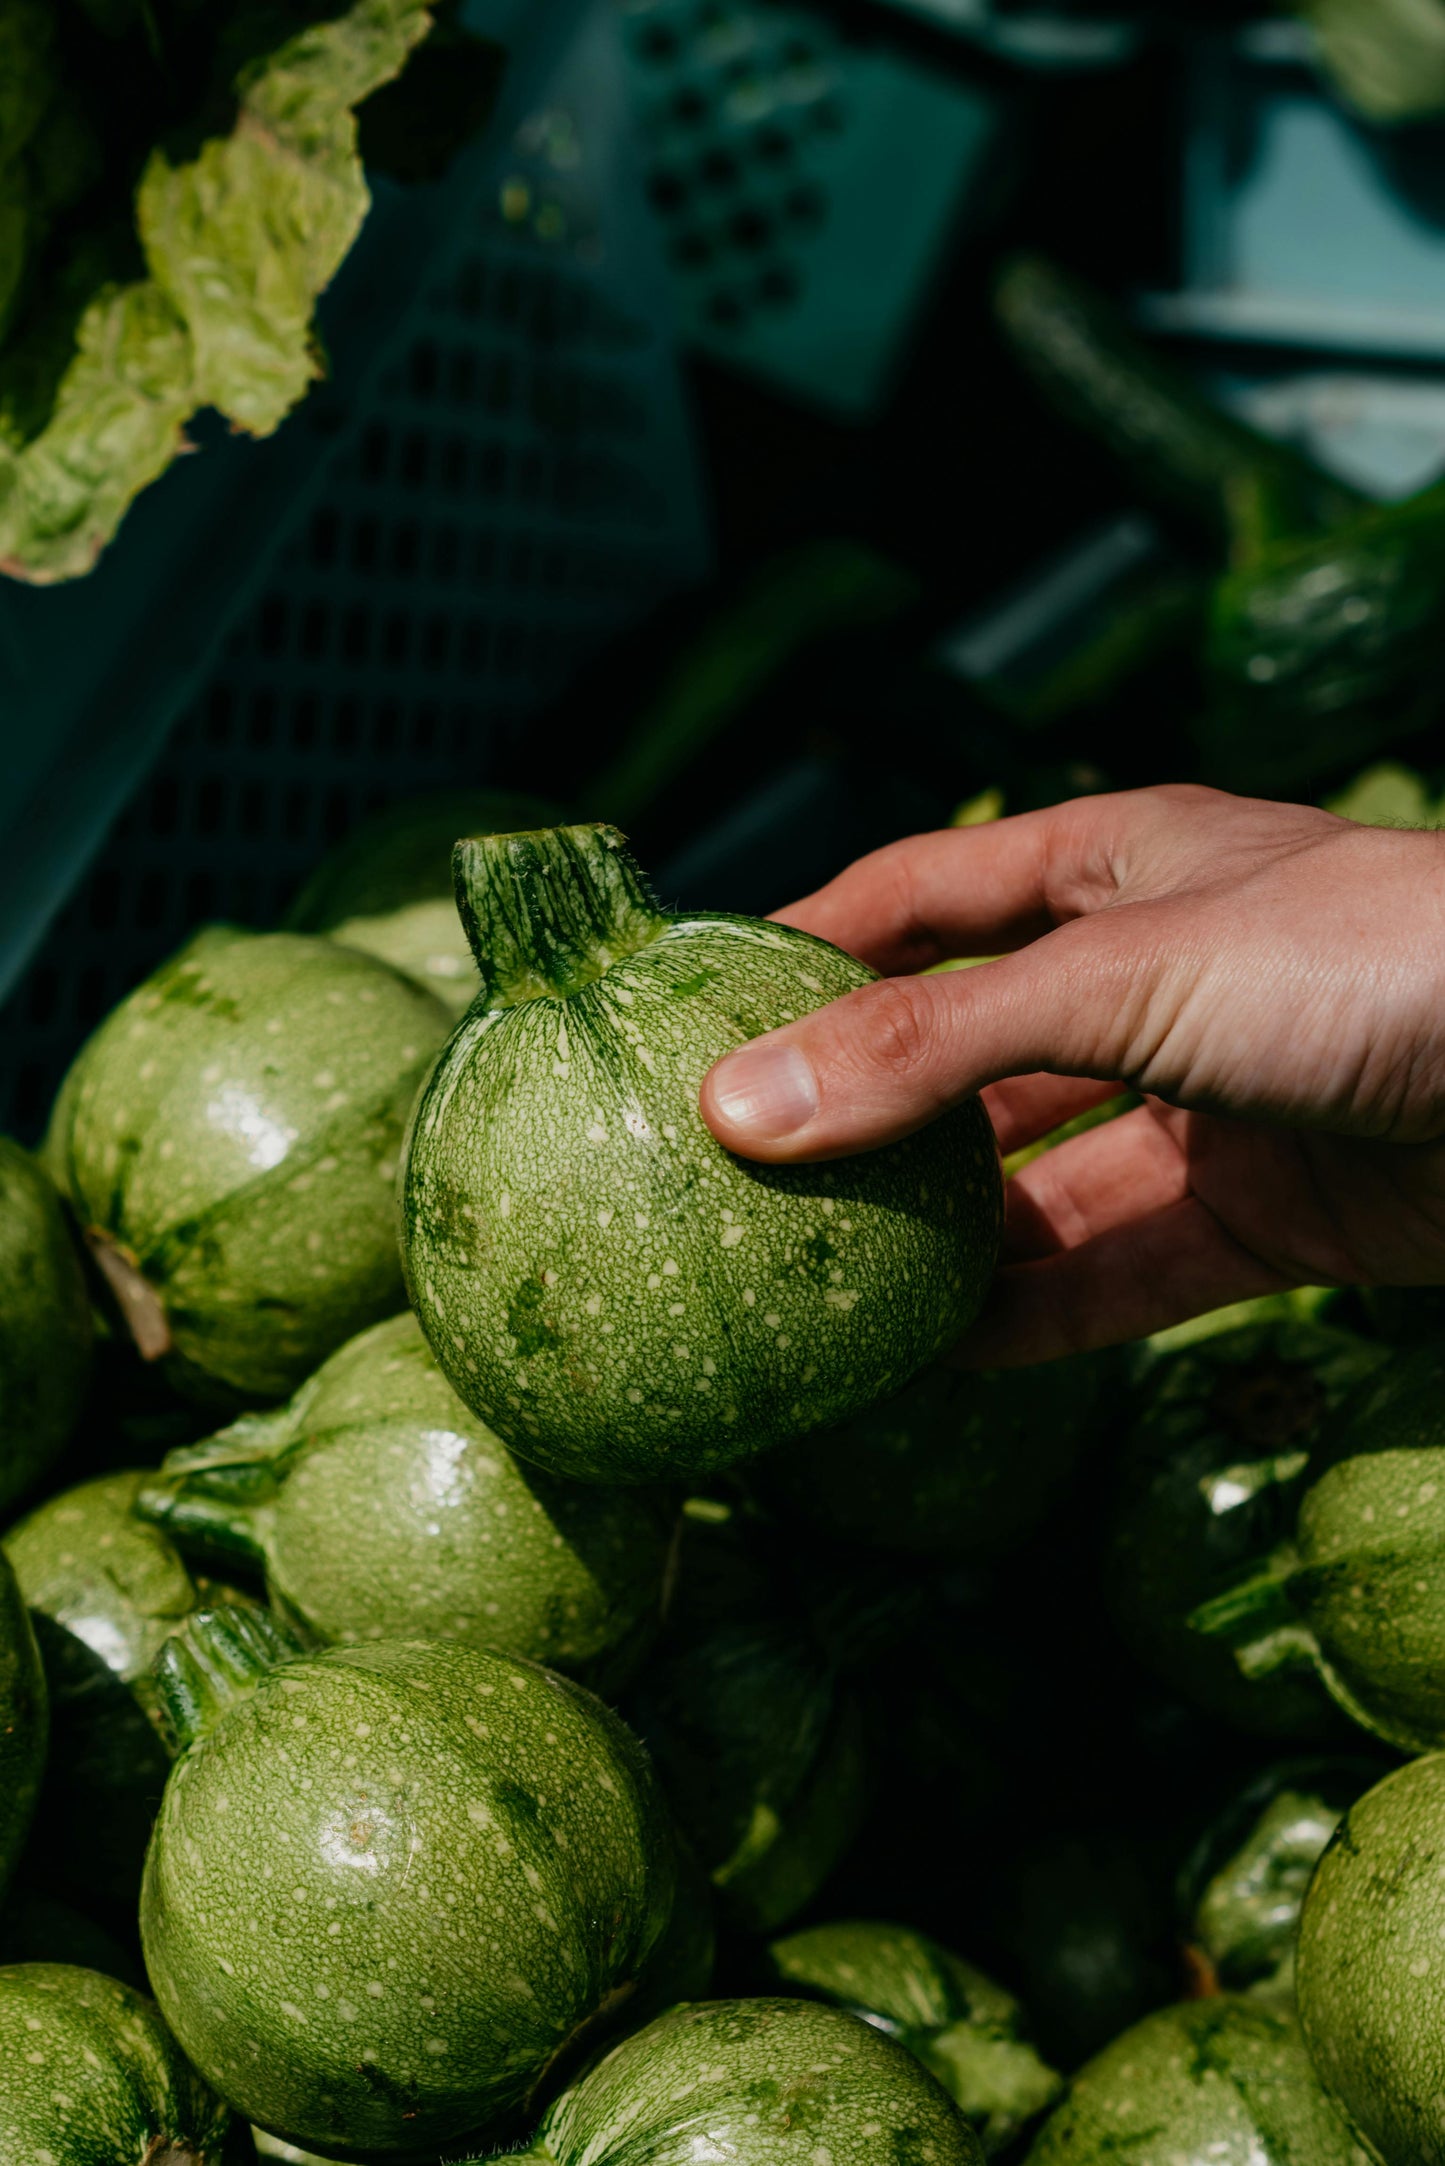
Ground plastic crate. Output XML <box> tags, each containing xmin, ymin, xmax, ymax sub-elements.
<box><xmin>620</xmin><ymin>0</ymin><xmax>1004</xmax><ymax>414</ymax></box>
<box><xmin>0</xmin><ymin>0</ymin><xmax>708</xmax><ymax>1140</ymax></box>
<box><xmin>1140</xmin><ymin>25</ymin><xmax>1445</xmax><ymax>357</ymax></box>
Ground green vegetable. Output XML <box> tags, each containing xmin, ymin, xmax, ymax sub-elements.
<box><xmin>1205</xmin><ymin>482</ymin><xmax>1445</xmax><ymax>791</ymax></box>
<box><xmin>1325</xmin><ymin>760</ymin><xmax>1445</xmax><ymax>829</ymax></box>
<box><xmin>752</xmin><ymin>1354</ymin><xmax>1112</xmax><ymax>1559</ymax></box>
<box><xmin>1299</xmin><ymin>1753</ymin><xmax>1445</xmax><ymax>2164</ymax></box>
<box><xmin>0</xmin><ymin>1135</ymin><xmax>94</xmax><ymax>1512</ymax></box>
<box><xmin>1293</xmin><ymin>0</ymin><xmax>1445</xmax><ymax>124</ymax></box>
<box><xmin>401</xmin><ymin>825</ymin><xmax>1001</xmax><ymax>1483</ymax></box>
<box><xmin>1179</xmin><ymin>1758</ymin><xmax>1380</xmax><ymax>2005</ymax></box>
<box><xmin>766</xmin><ymin>1922</ymin><xmax>1061</xmax><ymax>2155</ymax></box>
<box><xmin>0</xmin><ymin>1547</ymin><xmax>46</xmax><ymax>1901</ymax></box>
<box><xmin>502</xmin><ymin>1998</ymin><xmax>983</xmax><ymax>2166</ymax></box>
<box><xmin>1025</xmin><ymin>1997</ymin><xmax>1367</xmax><ymax>2164</ymax></box>
<box><xmin>287</xmin><ymin>790</ymin><xmax>563</xmax><ymax>1017</ymax></box>
<box><xmin>0</xmin><ymin>1963</ymin><xmax>233</xmax><ymax>2164</ymax></box>
<box><xmin>632</xmin><ymin>1617</ymin><xmax>868</xmax><ymax>1933</ymax></box>
<box><xmin>138</xmin><ymin>1311</ymin><xmax>676</xmax><ymax>1691</ymax></box>
<box><xmin>993</xmin><ymin>255</ymin><xmax>1363</xmax><ymax>550</ymax></box>
<box><xmin>4</xmin><ymin>1469</ymin><xmax>258</xmax><ymax>1910</ymax></box>
<box><xmin>1193</xmin><ymin>1342</ymin><xmax>1445</xmax><ymax>1752</ymax></box>
<box><xmin>44</xmin><ymin>926</ymin><xmax>450</xmax><ymax>1408</ymax></box>
<box><xmin>140</xmin><ymin>1608</ymin><xmax>677</xmax><ymax>2160</ymax></box>
<box><xmin>0</xmin><ymin>0</ymin><xmax>436</xmax><ymax>583</ymax></box>
<box><xmin>1105</xmin><ymin>1312</ymin><xmax>1388</xmax><ymax>1734</ymax></box>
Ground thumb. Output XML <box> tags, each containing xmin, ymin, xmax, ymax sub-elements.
<box><xmin>699</xmin><ymin>922</ymin><xmax>1149</xmax><ymax>1162</ymax></box>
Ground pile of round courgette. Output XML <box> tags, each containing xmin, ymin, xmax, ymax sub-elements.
<box><xmin>2</xmin><ymin>803</ymin><xmax>1441</xmax><ymax>2166</ymax></box>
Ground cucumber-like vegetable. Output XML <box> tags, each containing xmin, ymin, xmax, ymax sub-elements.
<box><xmin>1299</xmin><ymin>1753</ymin><xmax>1445</xmax><ymax>2165</ymax></box>
<box><xmin>753</xmin><ymin>1353</ymin><xmax>1111</xmax><ymax>1557</ymax></box>
<box><xmin>287</xmin><ymin>791</ymin><xmax>562</xmax><ymax>1017</ymax></box>
<box><xmin>1025</xmin><ymin>1997</ymin><xmax>1366</xmax><ymax>2164</ymax></box>
<box><xmin>504</xmin><ymin>1998</ymin><xmax>983</xmax><ymax>2166</ymax></box>
<box><xmin>4</xmin><ymin>1471</ymin><xmax>256</xmax><ymax>1910</ymax></box>
<box><xmin>1105</xmin><ymin>1313</ymin><xmax>1387</xmax><ymax>1735</ymax></box>
<box><xmin>0</xmin><ymin>1549</ymin><xmax>46</xmax><ymax>1902</ymax></box>
<box><xmin>766</xmin><ymin>1922</ymin><xmax>1061</xmax><ymax>2155</ymax></box>
<box><xmin>44</xmin><ymin>927</ymin><xmax>450</xmax><ymax>1407</ymax></box>
<box><xmin>401</xmin><ymin>825</ymin><xmax>1001</xmax><ymax>1483</ymax></box>
<box><xmin>0</xmin><ymin>1136</ymin><xmax>93</xmax><ymax>1510</ymax></box>
<box><xmin>0</xmin><ymin>1963</ymin><xmax>233</xmax><ymax>2165</ymax></box>
<box><xmin>1192</xmin><ymin>1342</ymin><xmax>1445</xmax><ymax>1752</ymax></box>
<box><xmin>138</xmin><ymin>1312</ymin><xmax>675</xmax><ymax>1691</ymax></box>
<box><xmin>140</xmin><ymin>1609</ymin><xmax>677</xmax><ymax>2161</ymax></box>
<box><xmin>1178</xmin><ymin>1758</ymin><xmax>1381</xmax><ymax>2006</ymax></box>
<box><xmin>993</xmin><ymin>255</ymin><xmax>1363</xmax><ymax>548</ymax></box>
<box><xmin>631</xmin><ymin>1616</ymin><xmax>867</xmax><ymax>1934</ymax></box>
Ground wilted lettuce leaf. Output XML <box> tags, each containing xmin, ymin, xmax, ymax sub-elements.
<box><xmin>0</xmin><ymin>0</ymin><xmax>434</xmax><ymax>581</ymax></box>
<box><xmin>1293</xmin><ymin>0</ymin><xmax>1445</xmax><ymax>123</ymax></box>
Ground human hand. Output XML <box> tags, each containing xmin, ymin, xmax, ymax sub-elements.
<box><xmin>698</xmin><ymin>785</ymin><xmax>1445</xmax><ymax>1364</ymax></box>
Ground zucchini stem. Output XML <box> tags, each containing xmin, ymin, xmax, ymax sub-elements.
<box><xmin>453</xmin><ymin>825</ymin><xmax>666</xmax><ymax>1007</ymax></box>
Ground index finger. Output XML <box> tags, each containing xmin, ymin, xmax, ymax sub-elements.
<box><xmin>768</xmin><ymin>794</ymin><xmax>1122</xmax><ymax>974</ymax></box>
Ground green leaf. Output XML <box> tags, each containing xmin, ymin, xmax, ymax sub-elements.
<box><xmin>1294</xmin><ymin>0</ymin><xmax>1445</xmax><ymax>125</ymax></box>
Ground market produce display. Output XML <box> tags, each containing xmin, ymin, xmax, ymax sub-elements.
<box><xmin>140</xmin><ymin>1609</ymin><xmax>678</xmax><ymax>2160</ymax></box>
<box><xmin>0</xmin><ymin>1136</ymin><xmax>94</xmax><ymax>1511</ymax></box>
<box><xmin>138</xmin><ymin>1311</ymin><xmax>676</xmax><ymax>1688</ymax></box>
<box><xmin>44</xmin><ymin>926</ymin><xmax>451</xmax><ymax>1408</ymax></box>
<box><xmin>0</xmin><ymin>1963</ymin><xmax>234</xmax><ymax>2164</ymax></box>
<box><xmin>401</xmin><ymin>823</ymin><xmax>1002</xmax><ymax>1481</ymax></box>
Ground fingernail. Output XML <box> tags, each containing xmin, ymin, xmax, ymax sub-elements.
<box><xmin>709</xmin><ymin>1041</ymin><xmax>820</xmax><ymax>1139</ymax></box>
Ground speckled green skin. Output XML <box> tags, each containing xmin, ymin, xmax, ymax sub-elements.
<box><xmin>1106</xmin><ymin>1318</ymin><xmax>1387</xmax><ymax>1734</ymax></box>
<box><xmin>401</xmin><ymin>831</ymin><xmax>1001</xmax><ymax>1483</ymax></box>
<box><xmin>512</xmin><ymin>1998</ymin><xmax>982</xmax><ymax>2166</ymax></box>
<box><xmin>44</xmin><ymin>927</ymin><xmax>450</xmax><ymax>1407</ymax></box>
<box><xmin>4</xmin><ymin>1471</ymin><xmax>249</xmax><ymax>1910</ymax></box>
<box><xmin>630</xmin><ymin>1618</ymin><xmax>867</xmax><ymax>1933</ymax></box>
<box><xmin>755</xmin><ymin>1353</ymin><xmax>1111</xmax><ymax>1558</ymax></box>
<box><xmin>140</xmin><ymin>1638</ymin><xmax>677</xmax><ymax>2163</ymax></box>
<box><xmin>0</xmin><ymin>1963</ymin><xmax>232</xmax><ymax>2164</ymax></box>
<box><xmin>138</xmin><ymin>1313</ymin><xmax>674</xmax><ymax>1690</ymax></box>
<box><xmin>1183</xmin><ymin>1761</ymin><xmax>1377</xmax><ymax>2004</ymax></box>
<box><xmin>0</xmin><ymin>1137</ymin><xmax>94</xmax><ymax>1512</ymax></box>
<box><xmin>767</xmin><ymin>1923</ymin><xmax>1061</xmax><ymax>2156</ymax></box>
<box><xmin>1025</xmin><ymin>1997</ymin><xmax>1368</xmax><ymax>2165</ymax></box>
<box><xmin>1298</xmin><ymin>1752</ymin><xmax>1445</xmax><ymax>2165</ymax></box>
<box><xmin>0</xmin><ymin>1548</ymin><xmax>46</xmax><ymax>1901</ymax></box>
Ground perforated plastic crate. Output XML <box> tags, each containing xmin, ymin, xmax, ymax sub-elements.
<box><xmin>0</xmin><ymin>0</ymin><xmax>708</xmax><ymax>1139</ymax></box>
<box><xmin>620</xmin><ymin>0</ymin><xmax>1003</xmax><ymax>414</ymax></box>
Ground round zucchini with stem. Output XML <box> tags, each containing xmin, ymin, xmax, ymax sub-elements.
<box><xmin>43</xmin><ymin>927</ymin><xmax>451</xmax><ymax>1409</ymax></box>
<box><xmin>0</xmin><ymin>1136</ymin><xmax>94</xmax><ymax>1512</ymax></box>
<box><xmin>499</xmin><ymin>1998</ymin><xmax>983</xmax><ymax>2166</ymax></box>
<box><xmin>0</xmin><ymin>1963</ymin><xmax>234</xmax><ymax>2165</ymax></box>
<box><xmin>401</xmin><ymin>824</ymin><xmax>1001</xmax><ymax>1483</ymax></box>
<box><xmin>140</xmin><ymin>1608</ymin><xmax>678</xmax><ymax>2162</ymax></box>
<box><xmin>766</xmin><ymin>1921</ymin><xmax>1061</xmax><ymax>2155</ymax></box>
<box><xmin>4</xmin><ymin>1470</ymin><xmax>257</xmax><ymax>1911</ymax></box>
<box><xmin>137</xmin><ymin>1311</ymin><xmax>676</xmax><ymax>1691</ymax></box>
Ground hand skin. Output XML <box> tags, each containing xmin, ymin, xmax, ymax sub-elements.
<box><xmin>698</xmin><ymin>785</ymin><xmax>1445</xmax><ymax>1366</ymax></box>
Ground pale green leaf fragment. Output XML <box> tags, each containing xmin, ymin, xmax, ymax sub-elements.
<box><xmin>138</xmin><ymin>0</ymin><xmax>434</xmax><ymax>437</ymax></box>
<box><xmin>1294</xmin><ymin>0</ymin><xmax>1445</xmax><ymax>123</ymax></box>
<box><xmin>0</xmin><ymin>279</ymin><xmax>193</xmax><ymax>582</ymax></box>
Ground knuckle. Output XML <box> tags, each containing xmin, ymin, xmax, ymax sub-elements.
<box><xmin>857</xmin><ymin>977</ymin><xmax>934</xmax><ymax>1077</ymax></box>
